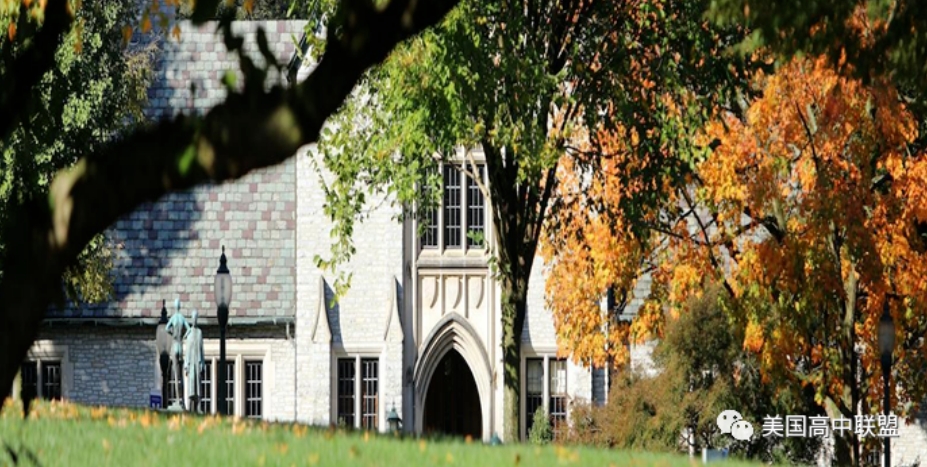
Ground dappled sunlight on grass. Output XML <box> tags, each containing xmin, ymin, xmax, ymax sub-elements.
<box><xmin>0</xmin><ymin>399</ymin><xmax>763</xmax><ymax>466</ymax></box>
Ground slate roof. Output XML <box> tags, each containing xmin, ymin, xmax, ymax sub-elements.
<box><xmin>47</xmin><ymin>20</ymin><xmax>309</xmax><ymax>322</ymax></box>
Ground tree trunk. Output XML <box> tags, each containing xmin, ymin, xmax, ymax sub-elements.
<box><xmin>501</xmin><ymin>273</ymin><xmax>528</xmax><ymax>442</ymax></box>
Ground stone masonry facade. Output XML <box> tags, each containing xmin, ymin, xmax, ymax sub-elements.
<box><xmin>34</xmin><ymin>21</ymin><xmax>306</xmax><ymax>421</ymax></box>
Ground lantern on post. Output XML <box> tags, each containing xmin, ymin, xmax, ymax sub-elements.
<box><xmin>215</xmin><ymin>246</ymin><xmax>233</xmax><ymax>415</ymax></box>
<box><xmin>387</xmin><ymin>404</ymin><xmax>402</xmax><ymax>434</ymax></box>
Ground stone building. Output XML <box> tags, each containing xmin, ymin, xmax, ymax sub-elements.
<box><xmin>22</xmin><ymin>20</ymin><xmax>616</xmax><ymax>442</ymax></box>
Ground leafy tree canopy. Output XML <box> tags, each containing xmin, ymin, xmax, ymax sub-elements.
<box><xmin>545</xmin><ymin>49</ymin><xmax>927</xmax><ymax>464</ymax></box>
<box><xmin>0</xmin><ymin>0</ymin><xmax>155</xmax><ymax>303</ymax></box>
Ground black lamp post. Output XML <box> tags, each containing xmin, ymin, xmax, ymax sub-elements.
<box><xmin>878</xmin><ymin>298</ymin><xmax>896</xmax><ymax>467</ymax></box>
<box><xmin>215</xmin><ymin>246</ymin><xmax>232</xmax><ymax>415</ymax></box>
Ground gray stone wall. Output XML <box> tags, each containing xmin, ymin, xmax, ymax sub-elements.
<box><xmin>267</xmin><ymin>335</ymin><xmax>297</xmax><ymax>421</ymax></box>
<box><xmin>32</xmin><ymin>327</ymin><xmax>156</xmax><ymax>407</ymax></box>
<box><xmin>294</xmin><ymin>146</ymin><xmax>405</xmax><ymax>427</ymax></box>
<box><xmin>31</xmin><ymin>325</ymin><xmax>295</xmax><ymax>419</ymax></box>
<box><xmin>894</xmin><ymin>411</ymin><xmax>927</xmax><ymax>467</ymax></box>
<box><xmin>523</xmin><ymin>259</ymin><xmax>557</xmax><ymax>347</ymax></box>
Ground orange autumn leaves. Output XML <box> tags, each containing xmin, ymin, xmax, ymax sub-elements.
<box><xmin>700</xmin><ymin>55</ymin><xmax>925</xmax><ymax>406</ymax></box>
<box><xmin>544</xmin><ymin>54</ymin><xmax>927</xmax><ymax>412</ymax></box>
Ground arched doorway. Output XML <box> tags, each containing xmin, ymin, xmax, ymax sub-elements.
<box><xmin>423</xmin><ymin>349</ymin><xmax>482</xmax><ymax>438</ymax></box>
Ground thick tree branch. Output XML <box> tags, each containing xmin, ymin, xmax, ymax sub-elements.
<box><xmin>0</xmin><ymin>0</ymin><xmax>459</xmax><ymax>404</ymax></box>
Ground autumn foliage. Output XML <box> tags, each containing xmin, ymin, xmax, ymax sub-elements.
<box><xmin>544</xmin><ymin>53</ymin><xmax>927</xmax><ymax>459</ymax></box>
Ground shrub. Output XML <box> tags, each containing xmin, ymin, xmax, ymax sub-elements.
<box><xmin>528</xmin><ymin>406</ymin><xmax>553</xmax><ymax>445</ymax></box>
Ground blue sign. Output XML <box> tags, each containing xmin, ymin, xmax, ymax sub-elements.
<box><xmin>150</xmin><ymin>394</ymin><xmax>162</xmax><ymax>409</ymax></box>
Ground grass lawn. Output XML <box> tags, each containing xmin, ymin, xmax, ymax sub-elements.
<box><xmin>0</xmin><ymin>400</ymin><xmax>760</xmax><ymax>466</ymax></box>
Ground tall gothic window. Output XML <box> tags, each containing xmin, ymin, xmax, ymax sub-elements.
<box><xmin>466</xmin><ymin>164</ymin><xmax>485</xmax><ymax>247</ymax></box>
<box><xmin>525</xmin><ymin>359</ymin><xmax>544</xmax><ymax>435</ymax></box>
<box><xmin>443</xmin><ymin>165</ymin><xmax>462</xmax><ymax>248</ymax></box>
<box><xmin>337</xmin><ymin>359</ymin><xmax>356</xmax><ymax>427</ymax></box>
<box><xmin>421</xmin><ymin>167</ymin><xmax>440</xmax><ymax>248</ymax></box>
<box><xmin>224</xmin><ymin>361</ymin><xmax>236</xmax><ymax>416</ymax></box>
<box><xmin>361</xmin><ymin>359</ymin><xmax>379</xmax><ymax>430</ymax></box>
<box><xmin>245</xmin><ymin>361</ymin><xmax>263</xmax><ymax>418</ymax></box>
<box><xmin>420</xmin><ymin>163</ymin><xmax>486</xmax><ymax>251</ymax></box>
<box><xmin>191</xmin><ymin>355</ymin><xmax>264</xmax><ymax>417</ymax></box>
<box><xmin>549</xmin><ymin>359</ymin><xmax>568</xmax><ymax>433</ymax></box>
<box><xmin>199</xmin><ymin>361</ymin><xmax>213</xmax><ymax>413</ymax></box>
<box><xmin>336</xmin><ymin>357</ymin><xmax>380</xmax><ymax>430</ymax></box>
<box><xmin>168</xmin><ymin>365</ymin><xmax>183</xmax><ymax>407</ymax></box>
<box><xmin>522</xmin><ymin>357</ymin><xmax>569</xmax><ymax>440</ymax></box>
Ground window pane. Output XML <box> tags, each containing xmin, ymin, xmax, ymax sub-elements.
<box><xmin>420</xmin><ymin>167</ymin><xmax>439</xmax><ymax>248</ymax></box>
<box><xmin>245</xmin><ymin>361</ymin><xmax>263</xmax><ymax>419</ymax></box>
<box><xmin>337</xmin><ymin>359</ymin><xmax>356</xmax><ymax>427</ymax></box>
<box><xmin>20</xmin><ymin>361</ymin><xmax>37</xmax><ymax>401</ymax></box>
<box><xmin>42</xmin><ymin>362</ymin><xmax>61</xmax><ymax>401</ymax></box>
<box><xmin>443</xmin><ymin>165</ymin><xmax>462</xmax><ymax>248</ymax></box>
<box><xmin>225</xmin><ymin>361</ymin><xmax>235</xmax><ymax>416</ymax></box>
<box><xmin>466</xmin><ymin>164</ymin><xmax>485</xmax><ymax>248</ymax></box>
<box><xmin>525</xmin><ymin>358</ymin><xmax>543</xmax><ymax>436</ymax></box>
<box><xmin>549</xmin><ymin>360</ymin><xmax>567</xmax><ymax>396</ymax></box>
<box><xmin>199</xmin><ymin>361</ymin><xmax>212</xmax><ymax>414</ymax></box>
<box><xmin>361</xmin><ymin>359</ymin><xmax>379</xmax><ymax>430</ymax></box>
<box><xmin>168</xmin><ymin>363</ymin><xmax>183</xmax><ymax>407</ymax></box>
<box><xmin>549</xmin><ymin>360</ymin><xmax>568</xmax><ymax>434</ymax></box>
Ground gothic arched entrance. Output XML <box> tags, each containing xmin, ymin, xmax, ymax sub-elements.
<box><xmin>423</xmin><ymin>349</ymin><xmax>482</xmax><ymax>438</ymax></box>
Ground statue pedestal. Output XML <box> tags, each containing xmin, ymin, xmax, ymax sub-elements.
<box><xmin>165</xmin><ymin>401</ymin><xmax>185</xmax><ymax>412</ymax></box>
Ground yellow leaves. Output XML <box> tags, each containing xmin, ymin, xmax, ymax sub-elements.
<box><xmin>554</xmin><ymin>446</ymin><xmax>580</xmax><ymax>463</ymax></box>
<box><xmin>171</xmin><ymin>24</ymin><xmax>181</xmax><ymax>41</ymax></box>
<box><xmin>141</xmin><ymin>13</ymin><xmax>151</xmax><ymax>33</ymax></box>
<box><xmin>167</xmin><ymin>415</ymin><xmax>182</xmax><ymax>431</ymax></box>
<box><xmin>231</xmin><ymin>419</ymin><xmax>247</xmax><ymax>435</ymax></box>
<box><xmin>243</xmin><ymin>0</ymin><xmax>254</xmax><ymax>14</ymax></box>
<box><xmin>743</xmin><ymin>321</ymin><xmax>764</xmax><ymax>353</ymax></box>
<box><xmin>90</xmin><ymin>406</ymin><xmax>107</xmax><ymax>420</ymax></box>
<box><xmin>197</xmin><ymin>416</ymin><xmax>220</xmax><ymax>434</ymax></box>
<box><xmin>139</xmin><ymin>411</ymin><xmax>156</xmax><ymax>428</ymax></box>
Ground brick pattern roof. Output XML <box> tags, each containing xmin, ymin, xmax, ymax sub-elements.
<box><xmin>143</xmin><ymin>20</ymin><xmax>307</xmax><ymax>119</ymax></box>
<box><xmin>49</xmin><ymin>20</ymin><xmax>308</xmax><ymax>319</ymax></box>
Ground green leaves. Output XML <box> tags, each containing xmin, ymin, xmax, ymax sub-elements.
<box><xmin>0</xmin><ymin>0</ymin><xmax>152</xmax><ymax>304</ymax></box>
